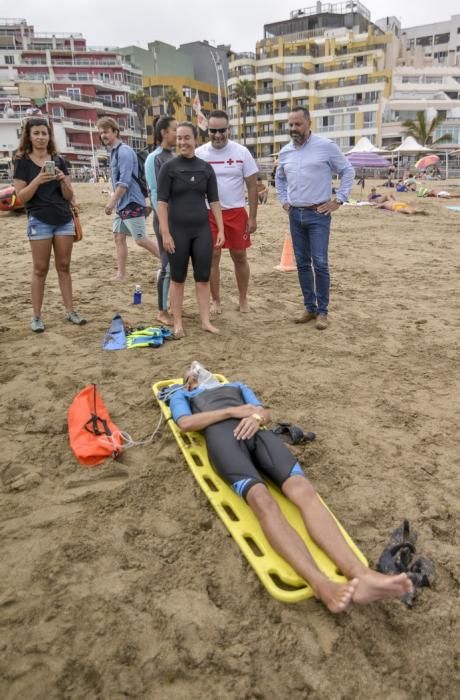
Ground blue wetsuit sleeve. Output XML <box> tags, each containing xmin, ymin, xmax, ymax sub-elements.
<box><xmin>170</xmin><ymin>390</ymin><xmax>192</xmax><ymax>422</ymax></box>
<box><xmin>236</xmin><ymin>382</ymin><xmax>264</xmax><ymax>407</ymax></box>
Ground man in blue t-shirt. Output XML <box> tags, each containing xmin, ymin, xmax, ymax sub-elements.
<box><xmin>97</xmin><ymin>117</ymin><xmax>159</xmax><ymax>282</ymax></box>
<box><xmin>169</xmin><ymin>363</ymin><xmax>413</xmax><ymax>614</ymax></box>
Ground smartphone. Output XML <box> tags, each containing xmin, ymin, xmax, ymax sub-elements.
<box><xmin>44</xmin><ymin>161</ymin><xmax>56</xmax><ymax>176</ymax></box>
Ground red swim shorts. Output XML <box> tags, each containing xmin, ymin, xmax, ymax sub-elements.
<box><xmin>208</xmin><ymin>207</ymin><xmax>250</xmax><ymax>249</ymax></box>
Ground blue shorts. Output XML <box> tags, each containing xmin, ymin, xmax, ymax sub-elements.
<box><xmin>112</xmin><ymin>214</ymin><xmax>147</xmax><ymax>241</ymax></box>
<box><xmin>27</xmin><ymin>215</ymin><xmax>74</xmax><ymax>241</ymax></box>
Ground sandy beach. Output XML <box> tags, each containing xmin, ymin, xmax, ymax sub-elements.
<box><xmin>0</xmin><ymin>182</ymin><xmax>459</xmax><ymax>699</ymax></box>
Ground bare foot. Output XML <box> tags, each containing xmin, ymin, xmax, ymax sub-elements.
<box><xmin>172</xmin><ymin>327</ymin><xmax>185</xmax><ymax>339</ymax></box>
<box><xmin>239</xmin><ymin>299</ymin><xmax>250</xmax><ymax>313</ymax></box>
<box><xmin>113</xmin><ymin>273</ymin><xmax>126</xmax><ymax>282</ymax></box>
<box><xmin>157</xmin><ymin>312</ymin><xmax>173</xmax><ymax>326</ymax></box>
<box><xmin>315</xmin><ymin>578</ymin><xmax>358</xmax><ymax>614</ymax></box>
<box><xmin>353</xmin><ymin>571</ymin><xmax>413</xmax><ymax>605</ymax></box>
<box><xmin>210</xmin><ymin>300</ymin><xmax>222</xmax><ymax>315</ymax></box>
<box><xmin>202</xmin><ymin>322</ymin><xmax>220</xmax><ymax>334</ymax></box>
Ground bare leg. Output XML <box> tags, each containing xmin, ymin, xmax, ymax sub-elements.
<box><xmin>30</xmin><ymin>239</ymin><xmax>52</xmax><ymax>316</ymax></box>
<box><xmin>136</xmin><ymin>235</ymin><xmax>160</xmax><ymax>260</ymax></box>
<box><xmin>282</xmin><ymin>476</ymin><xmax>413</xmax><ymax>605</ymax></box>
<box><xmin>229</xmin><ymin>248</ymin><xmax>250</xmax><ymax>312</ymax></box>
<box><xmin>209</xmin><ymin>247</ymin><xmax>222</xmax><ymax>313</ymax></box>
<box><xmin>113</xmin><ymin>233</ymin><xmax>128</xmax><ymax>281</ymax></box>
<box><xmin>247</xmin><ymin>484</ymin><xmax>358</xmax><ymax>613</ymax></box>
<box><xmin>195</xmin><ymin>282</ymin><xmax>219</xmax><ymax>334</ymax></box>
<box><xmin>169</xmin><ymin>281</ymin><xmax>185</xmax><ymax>337</ymax></box>
<box><xmin>53</xmin><ymin>235</ymin><xmax>74</xmax><ymax>312</ymax></box>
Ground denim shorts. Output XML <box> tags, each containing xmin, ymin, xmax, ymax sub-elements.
<box><xmin>27</xmin><ymin>215</ymin><xmax>74</xmax><ymax>241</ymax></box>
<box><xmin>112</xmin><ymin>214</ymin><xmax>147</xmax><ymax>241</ymax></box>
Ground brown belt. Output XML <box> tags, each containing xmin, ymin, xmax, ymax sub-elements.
<box><xmin>292</xmin><ymin>203</ymin><xmax>326</xmax><ymax>211</ymax></box>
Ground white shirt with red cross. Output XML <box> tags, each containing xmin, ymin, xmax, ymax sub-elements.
<box><xmin>195</xmin><ymin>140</ymin><xmax>258</xmax><ymax>210</ymax></box>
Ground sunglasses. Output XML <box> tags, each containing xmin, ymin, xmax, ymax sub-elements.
<box><xmin>208</xmin><ymin>127</ymin><xmax>227</xmax><ymax>134</ymax></box>
<box><xmin>27</xmin><ymin>118</ymin><xmax>49</xmax><ymax>127</ymax></box>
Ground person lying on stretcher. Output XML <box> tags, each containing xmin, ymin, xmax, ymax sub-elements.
<box><xmin>169</xmin><ymin>362</ymin><xmax>413</xmax><ymax>613</ymax></box>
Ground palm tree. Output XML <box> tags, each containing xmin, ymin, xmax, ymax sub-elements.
<box><xmin>402</xmin><ymin>111</ymin><xmax>452</xmax><ymax>146</ymax></box>
<box><xmin>130</xmin><ymin>90</ymin><xmax>151</xmax><ymax>139</ymax></box>
<box><xmin>164</xmin><ymin>87</ymin><xmax>182</xmax><ymax>116</ymax></box>
<box><xmin>232</xmin><ymin>80</ymin><xmax>256</xmax><ymax>146</ymax></box>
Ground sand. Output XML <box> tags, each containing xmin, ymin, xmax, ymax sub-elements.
<box><xmin>0</xmin><ymin>183</ymin><xmax>459</xmax><ymax>699</ymax></box>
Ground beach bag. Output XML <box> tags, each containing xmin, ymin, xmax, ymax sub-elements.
<box><xmin>70</xmin><ymin>203</ymin><xmax>83</xmax><ymax>242</ymax></box>
<box><xmin>68</xmin><ymin>384</ymin><xmax>123</xmax><ymax>466</ymax></box>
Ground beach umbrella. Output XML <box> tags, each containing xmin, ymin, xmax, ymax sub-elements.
<box><xmin>346</xmin><ymin>152</ymin><xmax>391</xmax><ymax>168</ymax></box>
<box><xmin>415</xmin><ymin>154</ymin><xmax>440</xmax><ymax>170</ymax></box>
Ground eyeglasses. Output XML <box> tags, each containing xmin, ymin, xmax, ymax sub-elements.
<box><xmin>208</xmin><ymin>127</ymin><xmax>227</xmax><ymax>134</ymax></box>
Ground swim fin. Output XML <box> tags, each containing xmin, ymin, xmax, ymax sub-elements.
<box><xmin>102</xmin><ymin>314</ymin><xmax>127</xmax><ymax>351</ymax></box>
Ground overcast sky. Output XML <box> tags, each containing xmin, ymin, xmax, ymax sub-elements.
<box><xmin>8</xmin><ymin>0</ymin><xmax>460</xmax><ymax>53</ymax></box>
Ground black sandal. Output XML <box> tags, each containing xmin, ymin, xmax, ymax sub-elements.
<box><xmin>270</xmin><ymin>422</ymin><xmax>316</xmax><ymax>445</ymax></box>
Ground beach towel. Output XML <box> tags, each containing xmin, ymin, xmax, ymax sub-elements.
<box><xmin>153</xmin><ymin>376</ymin><xmax>368</xmax><ymax>603</ymax></box>
<box><xmin>446</xmin><ymin>206</ymin><xmax>460</xmax><ymax>212</ymax></box>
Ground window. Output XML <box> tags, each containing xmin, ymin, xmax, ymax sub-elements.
<box><xmin>52</xmin><ymin>106</ymin><xmax>64</xmax><ymax>117</ymax></box>
<box><xmin>434</xmin><ymin>33</ymin><xmax>450</xmax><ymax>45</ymax></box>
<box><xmin>416</xmin><ymin>36</ymin><xmax>432</xmax><ymax>47</ymax></box>
<box><xmin>66</xmin><ymin>88</ymin><xmax>81</xmax><ymax>100</ymax></box>
<box><xmin>182</xmin><ymin>86</ymin><xmax>191</xmax><ymax>99</ymax></box>
<box><xmin>114</xmin><ymin>72</ymin><xmax>122</xmax><ymax>82</ymax></box>
<box><xmin>115</xmin><ymin>94</ymin><xmax>125</xmax><ymax>104</ymax></box>
<box><xmin>5</xmin><ymin>55</ymin><xmax>15</xmax><ymax>65</ymax></box>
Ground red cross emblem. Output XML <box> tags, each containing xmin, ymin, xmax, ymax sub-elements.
<box><xmin>226</xmin><ymin>158</ymin><xmax>234</xmax><ymax>165</ymax></box>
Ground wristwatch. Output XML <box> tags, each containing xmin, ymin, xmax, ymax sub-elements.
<box><xmin>252</xmin><ymin>413</ymin><xmax>263</xmax><ymax>424</ymax></box>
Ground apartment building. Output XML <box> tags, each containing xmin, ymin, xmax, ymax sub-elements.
<box><xmin>120</xmin><ymin>40</ymin><xmax>229</xmax><ymax>148</ymax></box>
<box><xmin>0</xmin><ymin>18</ymin><xmax>143</xmax><ymax>166</ymax></box>
<box><xmin>227</xmin><ymin>2</ymin><xmax>395</xmax><ymax>157</ymax></box>
<box><xmin>401</xmin><ymin>14</ymin><xmax>460</xmax><ymax>67</ymax></box>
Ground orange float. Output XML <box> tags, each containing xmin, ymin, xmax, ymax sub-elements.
<box><xmin>0</xmin><ymin>186</ymin><xmax>24</xmax><ymax>212</ymax></box>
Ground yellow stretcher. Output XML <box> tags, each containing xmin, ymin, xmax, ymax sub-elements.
<box><xmin>153</xmin><ymin>376</ymin><xmax>368</xmax><ymax>603</ymax></box>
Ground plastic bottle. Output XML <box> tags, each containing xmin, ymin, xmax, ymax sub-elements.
<box><xmin>133</xmin><ymin>284</ymin><xmax>142</xmax><ymax>305</ymax></box>
<box><xmin>190</xmin><ymin>361</ymin><xmax>220</xmax><ymax>389</ymax></box>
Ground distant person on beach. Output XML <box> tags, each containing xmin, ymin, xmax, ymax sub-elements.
<box><xmin>97</xmin><ymin>116</ymin><xmax>159</xmax><ymax>282</ymax></box>
<box><xmin>195</xmin><ymin>110</ymin><xmax>259</xmax><ymax>314</ymax></box>
<box><xmin>256</xmin><ymin>175</ymin><xmax>269</xmax><ymax>204</ymax></box>
<box><xmin>275</xmin><ymin>107</ymin><xmax>354</xmax><ymax>330</ymax></box>
<box><xmin>145</xmin><ymin>115</ymin><xmax>178</xmax><ymax>326</ymax></box>
<box><xmin>169</xmin><ymin>362</ymin><xmax>414</xmax><ymax>614</ymax></box>
<box><xmin>25</xmin><ymin>100</ymin><xmax>43</xmax><ymax>117</ymax></box>
<box><xmin>404</xmin><ymin>174</ymin><xmax>418</xmax><ymax>191</ymax></box>
<box><xmin>157</xmin><ymin>122</ymin><xmax>224</xmax><ymax>338</ymax></box>
<box><xmin>367</xmin><ymin>187</ymin><xmax>382</xmax><ymax>201</ymax></box>
<box><xmin>13</xmin><ymin>117</ymin><xmax>86</xmax><ymax>333</ymax></box>
<box><xmin>417</xmin><ymin>187</ymin><xmax>460</xmax><ymax>199</ymax></box>
<box><xmin>371</xmin><ymin>197</ymin><xmax>426</xmax><ymax>215</ymax></box>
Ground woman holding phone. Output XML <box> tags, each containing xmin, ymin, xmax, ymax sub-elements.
<box><xmin>13</xmin><ymin>117</ymin><xmax>86</xmax><ymax>332</ymax></box>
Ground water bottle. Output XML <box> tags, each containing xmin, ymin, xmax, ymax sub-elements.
<box><xmin>133</xmin><ymin>284</ymin><xmax>142</xmax><ymax>305</ymax></box>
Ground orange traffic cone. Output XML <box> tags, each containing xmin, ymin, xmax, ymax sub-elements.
<box><xmin>274</xmin><ymin>234</ymin><xmax>297</xmax><ymax>271</ymax></box>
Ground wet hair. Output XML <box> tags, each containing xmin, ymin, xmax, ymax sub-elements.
<box><xmin>208</xmin><ymin>109</ymin><xmax>229</xmax><ymax>123</ymax></box>
<box><xmin>96</xmin><ymin>116</ymin><xmax>120</xmax><ymax>136</ymax></box>
<box><xmin>290</xmin><ymin>106</ymin><xmax>311</xmax><ymax>120</ymax></box>
<box><xmin>153</xmin><ymin>115</ymin><xmax>176</xmax><ymax>147</ymax></box>
<box><xmin>177</xmin><ymin>121</ymin><xmax>197</xmax><ymax>139</ymax></box>
<box><xmin>16</xmin><ymin>117</ymin><xmax>58</xmax><ymax>158</ymax></box>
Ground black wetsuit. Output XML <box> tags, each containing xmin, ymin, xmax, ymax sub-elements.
<box><xmin>171</xmin><ymin>384</ymin><xmax>302</xmax><ymax>500</ymax></box>
<box><xmin>157</xmin><ymin>155</ymin><xmax>219</xmax><ymax>283</ymax></box>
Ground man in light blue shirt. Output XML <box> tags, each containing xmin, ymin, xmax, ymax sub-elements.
<box><xmin>276</xmin><ymin>107</ymin><xmax>354</xmax><ymax>329</ymax></box>
<box><xmin>97</xmin><ymin>116</ymin><xmax>159</xmax><ymax>282</ymax></box>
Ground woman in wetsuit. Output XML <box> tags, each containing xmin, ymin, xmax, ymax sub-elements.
<box><xmin>157</xmin><ymin>122</ymin><xmax>224</xmax><ymax>338</ymax></box>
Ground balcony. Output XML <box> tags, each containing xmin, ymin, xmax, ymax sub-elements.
<box><xmin>274</xmin><ymin>110</ymin><xmax>289</xmax><ymax>120</ymax></box>
<box><xmin>257</xmin><ymin>113</ymin><xmax>274</xmax><ymax>122</ymax></box>
<box><xmin>257</xmin><ymin>135</ymin><xmax>273</xmax><ymax>144</ymax></box>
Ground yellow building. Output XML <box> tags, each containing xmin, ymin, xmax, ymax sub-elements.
<box><xmin>228</xmin><ymin>2</ymin><xmax>396</xmax><ymax>157</ymax></box>
<box><xmin>143</xmin><ymin>76</ymin><xmax>226</xmax><ymax>147</ymax></box>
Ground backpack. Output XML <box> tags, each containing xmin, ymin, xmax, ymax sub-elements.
<box><xmin>68</xmin><ymin>384</ymin><xmax>123</xmax><ymax>467</ymax></box>
<box><xmin>114</xmin><ymin>144</ymin><xmax>149</xmax><ymax>198</ymax></box>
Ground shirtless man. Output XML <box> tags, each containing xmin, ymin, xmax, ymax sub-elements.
<box><xmin>169</xmin><ymin>363</ymin><xmax>414</xmax><ymax>613</ymax></box>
